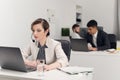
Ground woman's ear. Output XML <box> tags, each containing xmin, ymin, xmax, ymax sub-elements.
<box><xmin>45</xmin><ymin>29</ymin><xmax>49</xmax><ymax>35</ymax></box>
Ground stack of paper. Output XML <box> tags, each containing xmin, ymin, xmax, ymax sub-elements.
<box><xmin>57</xmin><ymin>66</ymin><xmax>93</xmax><ymax>75</ymax></box>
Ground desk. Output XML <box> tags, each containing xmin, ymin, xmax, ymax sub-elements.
<box><xmin>70</xmin><ymin>51</ymin><xmax>120</xmax><ymax>80</ymax></box>
<box><xmin>0</xmin><ymin>67</ymin><xmax>93</xmax><ymax>80</ymax></box>
<box><xmin>117</xmin><ymin>41</ymin><xmax>120</xmax><ymax>49</ymax></box>
<box><xmin>117</xmin><ymin>41</ymin><xmax>120</xmax><ymax>47</ymax></box>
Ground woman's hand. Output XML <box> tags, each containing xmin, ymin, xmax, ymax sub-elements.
<box><xmin>37</xmin><ymin>62</ymin><xmax>61</xmax><ymax>71</ymax></box>
<box><xmin>25</xmin><ymin>60</ymin><xmax>37</xmax><ymax>68</ymax></box>
<box><xmin>88</xmin><ymin>47</ymin><xmax>97</xmax><ymax>51</ymax></box>
<box><xmin>37</xmin><ymin>64</ymin><xmax>51</xmax><ymax>71</ymax></box>
<box><xmin>44</xmin><ymin>62</ymin><xmax>61</xmax><ymax>71</ymax></box>
<box><xmin>44</xmin><ymin>65</ymin><xmax>53</xmax><ymax>71</ymax></box>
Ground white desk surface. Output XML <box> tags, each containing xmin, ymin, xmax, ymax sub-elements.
<box><xmin>0</xmin><ymin>67</ymin><xmax>93</xmax><ymax>80</ymax></box>
<box><xmin>72</xmin><ymin>50</ymin><xmax>120</xmax><ymax>56</ymax></box>
<box><xmin>70</xmin><ymin>50</ymin><xmax>120</xmax><ymax>80</ymax></box>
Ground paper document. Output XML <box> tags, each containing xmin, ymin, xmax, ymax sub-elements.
<box><xmin>57</xmin><ymin>66</ymin><xmax>93</xmax><ymax>75</ymax></box>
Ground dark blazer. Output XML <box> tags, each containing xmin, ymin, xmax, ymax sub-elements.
<box><xmin>85</xmin><ymin>30</ymin><xmax>110</xmax><ymax>50</ymax></box>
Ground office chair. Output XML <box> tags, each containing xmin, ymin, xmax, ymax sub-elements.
<box><xmin>56</xmin><ymin>40</ymin><xmax>71</xmax><ymax>61</ymax></box>
<box><xmin>69</xmin><ymin>36</ymin><xmax>72</xmax><ymax>40</ymax></box>
<box><xmin>108</xmin><ymin>34</ymin><xmax>117</xmax><ymax>49</ymax></box>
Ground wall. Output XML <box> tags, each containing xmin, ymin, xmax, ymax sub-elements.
<box><xmin>0</xmin><ymin>0</ymin><xmax>76</xmax><ymax>48</ymax></box>
<box><xmin>0</xmin><ymin>0</ymin><xmax>117</xmax><ymax>48</ymax></box>
<box><xmin>75</xmin><ymin>0</ymin><xmax>117</xmax><ymax>34</ymax></box>
<box><xmin>118</xmin><ymin>0</ymin><xmax>120</xmax><ymax>39</ymax></box>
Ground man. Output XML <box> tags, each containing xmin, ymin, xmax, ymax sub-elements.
<box><xmin>85</xmin><ymin>20</ymin><xmax>110</xmax><ymax>51</ymax></box>
<box><xmin>71</xmin><ymin>24</ymin><xmax>82</xmax><ymax>39</ymax></box>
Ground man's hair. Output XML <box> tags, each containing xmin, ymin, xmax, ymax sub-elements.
<box><xmin>87</xmin><ymin>20</ymin><xmax>98</xmax><ymax>28</ymax></box>
<box><xmin>72</xmin><ymin>24</ymin><xmax>79</xmax><ymax>31</ymax></box>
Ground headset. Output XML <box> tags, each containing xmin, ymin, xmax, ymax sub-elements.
<box><xmin>31</xmin><ymin>34</ymin><xmax>35</xmax><ymax>42</ymax></box>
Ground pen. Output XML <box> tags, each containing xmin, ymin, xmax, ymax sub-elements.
<box><xmin>80</xmin><ymin>71</ymin><xmax>93</xmax><ymax>73</ymax></box>
<box><xmin>57</xmin><ymin>68</ymin><xmax>92</xmax><ymax>75</ymax></box>
<box><xmin>80</xmin><ymin>71</ymin><xmax>93</xmax><ymax>75</ymax></box>
<box><xmin>57</xmin><ymin>68</ymin><xmax>77</xmax><ymax>75</ymax></box>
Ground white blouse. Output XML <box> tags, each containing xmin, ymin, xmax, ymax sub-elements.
<box><xmin>71</xmin><ymin>32</ymin><xmax>83</xmax><ymax>39</ymax></box>
<box><xmin>21</xmin><ymin>37</ymin><xmax>68</xmax><ymax>67</ymax></box>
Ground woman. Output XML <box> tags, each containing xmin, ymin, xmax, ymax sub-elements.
<box><xmin>22</xmin><ymin>18</ymin><xmax>68</xmax><ymax>71</ymax></box>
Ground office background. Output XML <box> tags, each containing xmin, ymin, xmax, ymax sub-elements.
<box><xmin>0</xmin><ymin>0</ymin><xmax>117</xmax><ymax>48</ymax></box>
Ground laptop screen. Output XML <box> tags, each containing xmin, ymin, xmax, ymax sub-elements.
<box><xmin>0</xmin><ymin>46</ymin><xmax>34</xmax><ymax>72</ymax></box>
<box><xmin>70</xmin><ymin>39</ymin><xmax>89</xmax><ymax>51</ymax></box>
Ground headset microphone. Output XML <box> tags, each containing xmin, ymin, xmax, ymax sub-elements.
<box><xmin>31</xmin><ymin>34</ymin><xmax>35</xmax><ymax>42</ymax></box>
<box><xmin>32</xmin><ymin>39</ymin><xmax>35</xmax><ymax>42</ymax></box>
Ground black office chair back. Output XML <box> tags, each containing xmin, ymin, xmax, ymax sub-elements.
<box><xmin>56</xmin><ymin>40</ymin><xmax>71</xmax><ymax>61</ymax></box>
<box><xmin>69</xmin><ymin>36</ymin><xmax>72</xmax><ymax>40</ymax></box>
<box><xmin>108</xmin><ymin>34</ymin><xmax>117</xmax><ymax>49</ymax></box>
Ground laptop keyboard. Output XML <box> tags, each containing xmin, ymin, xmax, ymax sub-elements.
<box><xmin>26</xmin><ymin>65</ymin><xmax>36</xmax><ymax>72</ymax></box>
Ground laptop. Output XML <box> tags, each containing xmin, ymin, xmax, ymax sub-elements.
<box><xmin>0</xmin><ymin>46</ymin><xmax>36</xmax><ymax>72</ymax></box>
<box><xmin>70</xmin><ymin>39</ymin><xmax>89</xmax><ymax>51</ymax></box>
